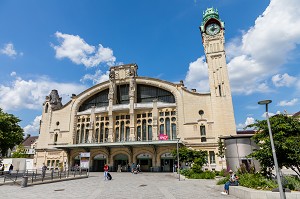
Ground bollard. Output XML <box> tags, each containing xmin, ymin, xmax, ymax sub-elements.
<box><xmin>21</xmin><ymin>176</ymin><xmax>28</xmax><ymax>188</ymax></box>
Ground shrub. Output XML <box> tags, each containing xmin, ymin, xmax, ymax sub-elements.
<box><xmin>181</xmin><ymin>169</ymin><xmax>216</xmax><ymax>179</ymax></box>
<box><xmin>238</xmin><ymin>173</ymin><xmax>277</xmax><ymax>190</ymax></box>
<box><xmin>283</xmin><ymin>176</ymin><xmax>300</xmax><ymax>191</ymax></box>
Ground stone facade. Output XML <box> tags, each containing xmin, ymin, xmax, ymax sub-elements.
<box><xmin>35</xmin><ymin>8</ymin><xmax>236</xmax><ymax>172</ymax></box>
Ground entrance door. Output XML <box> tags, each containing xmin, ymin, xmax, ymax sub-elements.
<box><xmin>114</xmin><ymin>154</ymin><xmax>128</xmax><ymax>172</ymax></box>
<box><xmin>93</xmin><ymin>154</ymin><xmax>107</xmax><ymax>172</ymax></box>
<box><xmin>161</xmin><ymin>159</ymin><xmax>174</xmax><ymax>172</ymax></box>
<box><xmin>160</xmin><ymin>153</ymin><xmax>174</xmax><ymax>172</ymax></box>
<box><xmin>136</xmin><ymin>153</ymin><xmax>152</xmax><ymax>172</ymax></box>
<box><xmin>93</xmin><ymin>160</ymin><xmax>105</xmax><ymax>171</ymax></box>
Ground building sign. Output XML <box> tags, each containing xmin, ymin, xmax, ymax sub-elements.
<box><xmin>159</xmin><ymin>134</ymin><xmax>168</xmax><ymax>140</ymax></box>
<box><xmin>80</xmin><ymin>152</ymin><xmax>90</xmax><ymax>169</ymax></box>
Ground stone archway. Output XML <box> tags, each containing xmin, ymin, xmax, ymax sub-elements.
<box><xmin>113</xmin><ymin>153</ymin><xmax>129</xmax><ymax>172</ymax></box>
<box><xmin>160</xmin><ymin>152</ymin><xmax>175</xmax><ymax>172</ymax></box>
<box><xmin>136</xmin><ymin>153</ymin><xmax>152</xmax><ymax>172</ymax></box>
<box><xmin>93</xmin><ymin>153</ymin><xmax>107</xmax><ymax>172</ymax></box>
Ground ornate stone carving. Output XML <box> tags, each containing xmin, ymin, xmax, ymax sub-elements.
<box><xmin>48</xmin><ymin>90</ymin><xmax>62</xmax><ymax>110</ymax></box>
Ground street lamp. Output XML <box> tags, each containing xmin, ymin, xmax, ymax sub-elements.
<box><xmin>176</xmin><ymin>137</ymin><xmax>180</xmax><ymax>181</ymax></box>
<box><xmin>258</xmin><ymin>100</ymin><xmax>286</xmax><ymax>199</ymax></box>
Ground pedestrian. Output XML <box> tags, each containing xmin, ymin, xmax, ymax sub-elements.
<box><xmin>42</xmin><ymin>163</ymin><xmax>47</xmax><ymax>178</ymax></box>
<box><xmin>137</xmin><ymin>163</ymin><xmax>140</xmax><ymax>172</ymax></box>
<box><xmin>131</xmin><ymin>162</ymin><xmax>135</xmax><ymax>173</ymax></box>
<box><xmin>103</xmin><ymin>164</ymin><xmax>109</xmax><ymax>180</ymax></box>
<box><xmin>0</xmin><ymin>164</ymin><xmax>4</xmax><ymax>175</ymax></box>
<box><xmin>221</xmin><ymin>170</ymin><xmax>239</xmax><ymax>195</ymax></box>
<box><xmin>9</xmin><ymin>164</ymin><xmax>13</xmax><ymax>175</ymax></box>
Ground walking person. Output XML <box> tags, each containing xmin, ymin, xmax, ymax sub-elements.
<box><xmin>103</xmin><ymin>164</ymin><xmax>109</xmax><ymax>181</ymax></box>
<box><xmin>9</xmin><ymin>164</ymin><xmax>13</xmax><ymax>175</ymax></box>
<box><xmin>42</xmin><ymin>163</ymin><xmax>47</xmax><ymax>178</ymax></box>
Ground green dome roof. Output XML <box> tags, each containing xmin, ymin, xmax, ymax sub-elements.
<box><xmin>203</xmin><ymin>8</ymin><xmax>219</xmax><ymax>24</ymax></box>
<box><xmin>200</xmin><ymin>7</ymin><xmax>224</xmax><ymax>33</ymax></box>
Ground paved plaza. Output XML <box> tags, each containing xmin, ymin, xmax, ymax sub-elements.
<box><xmin>0</xmin><ymin>172</ymin><xmax>238</xmax><ymax>199</ymax></box>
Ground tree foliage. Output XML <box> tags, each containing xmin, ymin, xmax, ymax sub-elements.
<box><xmin>11</xmin><ymin>144</ymin><xmax>29</xmax><ymax>158</ymax></box>
<box><xmin>171</xmin><ymin>146</ymin><xmax>208</xmax><ymax>172</ymax></box>
<box><xmin>0</xmin><ymin>108</ymin><xmax>24</xmax><ymax>157</ymax></box>
<box><xmin>248</xmin><ymin>114</ymin><xmax>300</xmax><ymax>177</ymax></box>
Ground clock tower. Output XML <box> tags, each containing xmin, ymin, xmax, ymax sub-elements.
<box><xmin>200</xmin><ymin>8</ymin><xmax>236</xmax><ymax>136</ymax></box>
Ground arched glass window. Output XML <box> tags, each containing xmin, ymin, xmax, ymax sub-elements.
<box><xmin>137</xmin><ymin>84</ymin><xmax>175</xmax><ymax>103</ymax></box>
<box><xmin>100</xmin><ymin>123</ymin><xmax>104</xmax><ymax>142</ymax></box>
<box><xmin>116</xmin><ymin>84</ymin><xmax>129</xmax><ymax>104</ymax></box>
<box><xmin>165</xmin><ymin>118</ymin><xmax>170</xmax><ymax>140</ymax></box>
<box><xmin>115</xmin><ymin>127</ymin><xmax>119</xmax><ymax>142</ymax></box>
<box><xmin>76</xmin><ymin>130</ymin><xmax>80</xmax><ymax>144</ymax></box>
<box><xmin>137</xmin><ymin>126</ymin><xmax>141</xmax><ymax>141</ymax></box>
<box><xmin>171</xmin><ymin>123</ymin><xmax>176</xmax><ymax>140</ymax></box>
<box><xmin>142</xmin><ymin>120</ymin><xmax>147</xmax><ymax>141</ymax></box>
<box><xmin>80</xmin><ymin>125</ymin><xmax>85</xmax><ymax>143</ymax></box>
<box><xmin>105</xmin><ymin>128</ymin><xmax>109</xmax><ymax>141</ymax></box>
<box><xmin>126</xmin><ymin>127</ymin><xmax>130</xmax><ymax>141</ymax></box>
<box><xmin>79</xmin><ymin>89</ymin><xmax>109</xmax><ymax>111</ymax></box>
<box><xmin>160</xmin><ymin>124</ymin><xmax>164</xmax><ymax>134</ymax></box>
<box><xmin>95</xmin><ymin>128</ymin><xmax>99</xmax><ymax>143</ymax></box>
<box><xmin>120</xmin><ymin>121</ymin><xmax>125</xmax><ymax>141</ymax></box>
<box><xmin>85</xmin><ymin>130</ymin><xmax>89</xmax><ymax>143</ymax></box>
<box><xmin>148</xmin><ymin>125</ymin><xmax>152</xmax><ymax>141</ymax></box>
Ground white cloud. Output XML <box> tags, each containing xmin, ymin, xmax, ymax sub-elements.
<box><xmin>80</xmin><ymin>70</ymin><xmax>110</xmax><ymax>84</ymax></box>
<box><xmin>277</xmin><ymin>98</ymin><xmax>298</xmax><ymax>106</ymax></box>
<box><xmin>184</xmin><ymin>56</ymin><xmax>209</xmax><ymax>92</ymax></box>
<box><xmin>236</xmin><ymin>117</ymin><xmax>255</xmax><ymax>129</ymax></box>
<box><xmin>52</xmin><ymin>32</ymin><xmax>116</xmax><ymax>68</ymax></box>
<box><xmin>245</xmin><ymin>117</ymin><xmax>255</xmax><ymax>126</ymax></box>
<box><xmin>10</xmin><ymin>71</ymin><xmax>17</xmax><ymax>77</ymax></box>
<box><xmin>1</xmin><ymin>43</ymin><xmax>17</xmax><ymax>57</ymax></box>
<box><xmin>186</xmin><ymin>0</ymin><xmax>300</xmax><ymax>95</ymax></box>
<box><xmin>261</xmin><ymin>112</ymin><xmax>276</xmax><ymax>118</ymax></box>
<box><xmin>23</xmin><ymin>115</ymin><xmax>42</xmax><ymax>136</ymax></box>
<box><xmin>0</xmin><ymin>75</ymin><xmax>86</xmax><ymax>111</ymax></box>
<box><xmin>225</xmin><ymin>0</ymin><xmax>300</xmax><ymax>95</ymax></box>
<box><xmin>272</xmin><ymin>73</ymin><xmax>297</xmax><ymax>87</ymax></box>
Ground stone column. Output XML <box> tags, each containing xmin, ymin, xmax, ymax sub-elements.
<box><xmin>152</xmin><ymin>100</ymin><xmax>158</xmax><ymax>140</ymax></box>
<box><xmin>129</xmin><ymin>76</ymin><xmax>136</xmax><ymax>141</ymax></box>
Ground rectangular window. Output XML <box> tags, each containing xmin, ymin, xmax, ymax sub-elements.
<box><xmin>209</xmin><ymin>151</ymin><xmax>216</xmax><ymax>164</ymax></box>
<box><xmin>200</xmin><ymin>125</ymin><xmax>206</xmax><ymax>136</ymax></box>
<box><xmin>171</xmin><ymin>111</ymin><xmax>176</xmax><ymax>115</ymax></box>
<box><xmin>200</xmin><ymin>125</ymin><xmax>206</xmax><ymax>142</ymax></box>
<box><xmin>148</xmin><ymin>113</ymin><xmax>152</xmax><ymax>117</ymax></box>
<box><xmin>159</xmin><ymin>112</ymin><xmax>164</xmax><ymax>116</ymax></box>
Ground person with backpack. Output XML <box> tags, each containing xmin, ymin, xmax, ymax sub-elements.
<box><xmin>103</xmin><ymin>164</ymin><xmax>109</xmax><ymax>180</ymax></box>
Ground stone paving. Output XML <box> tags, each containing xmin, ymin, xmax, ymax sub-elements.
<box><xmin>0</xmin><ymin>172</ymin><xmax>238</xmax><ymax>199</ymax></box>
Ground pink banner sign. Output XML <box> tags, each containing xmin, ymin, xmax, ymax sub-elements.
<box><xmin>159</xmin><ymin>134</ymin><xmax>168</xmax><ymax>140</ymax></box>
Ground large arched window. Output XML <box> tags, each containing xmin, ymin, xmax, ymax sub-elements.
<box><xmin>137</xmin><ymin>84</ymin><xmax>175</xmax><ymax>103</ymax></box>
<box><xmin>79</xmin><ymin>89</ymin><xmax>109</xmax><ymax>112</ymax></box>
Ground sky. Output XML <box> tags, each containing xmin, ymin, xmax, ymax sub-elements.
<box><xmin>0</xmin><ymin>0</ymin><xmax>299</xmax><ymax>136</ymax></box>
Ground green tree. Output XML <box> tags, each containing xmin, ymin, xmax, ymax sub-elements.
<box><xmin>0</xmin><ymin>108</ymin><xmax>24</xmax><ymax>157</ymax></box>
<box><xmin>171</xmin><ymin>146</ymin><xmax>208</xmax><ymax>173</ymax></box>
<box><xmin>248</xmin><ymin>114</ymin><xmax>300</xmax><ymax>177</ymax></box>
<box><xmin>11</xmin><ymin>144</ymin><xmax>29</xmax><ymax>158</ymax></box>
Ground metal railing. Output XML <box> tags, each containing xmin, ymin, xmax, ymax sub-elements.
<box><xmin>0</xmin><ymin>167</ymin><xmax>88</xmax><ymax>186</ymax></box>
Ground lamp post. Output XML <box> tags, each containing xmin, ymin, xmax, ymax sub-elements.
<box><xmin>258</xmin><ymin>100</ymin><xmax>286</xmax><ymax>199</ymax></box>
<box><xmin>176</xmin><ymin>137</ymin><xmax>180</xmax><ymax>181</ymax></box>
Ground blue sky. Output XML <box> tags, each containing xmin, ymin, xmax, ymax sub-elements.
<box><xmin>0</xmin><ymin>0</ymin><xmax>299</xmax><ymax>136</ymax></box>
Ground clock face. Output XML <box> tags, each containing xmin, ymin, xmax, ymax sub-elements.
<box><xmin>206</xmin><ymin>23</ymin><xmax>220</xmax><ymax>35</ymax></box>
